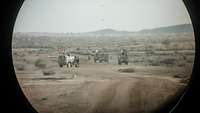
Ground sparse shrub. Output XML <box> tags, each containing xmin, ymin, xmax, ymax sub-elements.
<box><xmin>182</xmin><ymin>55</ymin><xmax>187</xmax><ymax>61</ymax></box>
<box><xmin>13</xmin><ymin>52</ymin><xmax>18</xmax><ymax>56</ymax></box>
<box><xmin>174</xmin><ymin>74</ymin><xmax>190</xmax><ymax>84</ymax></box>
<box><xmin>186</xmin><ymin>59</ymin><xmax>193</xmax><ymax>63</ymax></box>
<box><xmin>76</xmin><ymin>47</ymin><xmax>80</xmax><ymax>51</ymax></box>
<box><xmin>177</xmin><ymin>58</ymin><xmax>190</xmax><ymax>67</ymax></box>
<box><xmin>162</xmin><ymin>39</ymin><xmax>171</xmax><ymax>50</ymax></box>
<box><xmin>42</xmin><ymin>69</ymin><xmax>55</xmax><ymax>76</ymax></box>
<box><xmin>174</xmin><ymin>50</ymin><xmax>179</xmax><ymax>54</ymax></box>
<box><xmin>162</xmin><ymin>39</ymin><xmax>170</xmax><ymax>46</ymax></box>
<box><xmin>173</xmin><ymin>74</ymin><xmax>185</xmax><ymax>78</ymax></box>
<box><xmin>23</xmin><ymin>59</ymin><xmax>26</xmax><ymax>62</ymax></box>
<box><xmin>177</xmin><ymin>63</ymin><xmax>186</xmax><ymax>67</ymax></box>
<box><xmin>145</xmin><ymin>45</ymin><xmax>154</xmax><ymax>56</ymax></box>
<box><xmin>34</xmin><ymin>59</ymin><xmax>46</xmax><ymax>68</ymax></box>
<box><xmin>180</xmin><ymin>77</ymin><xmax>190</xmax><ymax>84</ymax></box>
<box><xmin>146</xmin><ymin>49</ymin><xmax>154</xmax><ymax>55</ymax></box>
<box><xmin>21</xmin><ymin>53</ymin><xmax>25</xmax><ymax>57</ymax></box>
<box><xmin>150</xmin><ymin>62</ymin><xmax>160</xmax><ymax>66</ymax></box>
<box><xmin>15</xmin><ymin>63</ymin><xmax>25</xmax><ymax>71</ymax></box>
<box><xmin>160</xmin><ymin>58</ymin><xmax>176</xmax><ymax>66</ymax></box>
<box><xmin>118</xmin><ymin>68</ymin><xmax>135</xmax><ymax>73</ymax></box>
<box><xmin>147</xmin><ymin>59</ymin><xmax>153</xmax><ymax>64</ymax></box>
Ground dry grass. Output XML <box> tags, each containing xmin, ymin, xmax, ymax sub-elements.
<box><xmin>12</xmin><ymin>32</ymin><xmax>194</xmax><ymax>113</ymax></box>
<box><xmin>34</xmin><ymin>59</ymin><xmax>47</xmax><ymax>68</ymax></box>
<box><xmin>128</xmin><ymin>78</ymin><xmax>184</xmax><ymax>113</ymax></box>
<box><xmin>42</xmin><ymin>69</ymin><xmax>56</xmax><ymax>76</ymax></box>
<box><xmin>15</xmin><ymin>63</ymin><xmax>25</xmax><ymax>71</ymax></box>
<box><xmin>159</xmin><ymin>58</ymin><xmax>176</xmax><ymax>66</ymax></box>
<box><xmin>118</xmin><ymin>68</ymin><xmax>136</xmax><ymax>73</ymax></box>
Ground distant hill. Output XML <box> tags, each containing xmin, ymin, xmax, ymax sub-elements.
<box><xmin>13</xmin><ymin>24</ymin><xmax>193</xmax><ymax>38</ymax></box>
<box><xmin>76</xmin><ymin>28</ymin><xmax>135</xmax><ymax>37</ymax></box>
<box><xmin>137</xmin><ymin>24</ymin><xmax>193</xmax><ymax>34</ymax></box>
<box><xmin>87</xmin><ymin>28</ymin><xmax>132</xmax><ymax>34</ymax></box>
<box><xmin>81</xmin><ymin>24</ymin><xmax>193</xmax><ymax>35</ymax></box>
<box><xmin>12</xmin><ymin>24</ymin><xmax>194</xmax><ymax>48</ymax></box>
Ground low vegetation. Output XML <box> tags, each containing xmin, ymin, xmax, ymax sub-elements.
<box><xmin>118</xmin><ymin>68</ymin><xmax>136</xmax><ymax>73</ymax></box>
<box><xmin>15</xmin><ymin>63</ymin><xmax>25</xmax><ymax>71</ymax></box>
<box><xmin>34</xmin><ymin>59</ymin><xmax>47</xmax><ymax>68</ymax></box>
<box><xmin>159</xmin><ymin>58</ymin><xmax>176</xmax><ymax>67</ymax></box>
<box><xmin>42</xmin><ymin>69</ymin><xmax>56</xmax><ymax>76</ymax></box>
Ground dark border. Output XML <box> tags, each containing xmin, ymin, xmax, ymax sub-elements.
<box><xmin>170</xmin><ymin>0</ymin><xmax>200</xmax><ymax>112</ymax></box>
<box><xmin>0</xmin><ymin>0</ymin><xmax>37</xmax><ymax>113</ymax></box>
<box><xmin>0</xmin><ymin>0</ymin><xmax>199</xmax><ymax>113</ymax></box>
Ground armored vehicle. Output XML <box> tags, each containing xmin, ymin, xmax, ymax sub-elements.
<box><xmin>118</xmin><ymin>49</ymin><xmax>128</xmax><ymax>65</ymax></box>
<box><xmin>94</xmin><ymin>50</ymin><xmax>109</xmax><ymax>63</ymax></box>
<box><xmin>58</xmin><ymin>54</ymin><xmax>66</xmax><ymax>67</ymax></box>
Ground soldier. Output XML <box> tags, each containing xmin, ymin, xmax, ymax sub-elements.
<box><xmin>88</xmin><ymin>55</ymin><xmax>91</xmax><ymax>60</ymax></box>
<box><xmin>74</xmin><ymin>56</ymin><xmax>80</xmax><ymax>67</ymax></box>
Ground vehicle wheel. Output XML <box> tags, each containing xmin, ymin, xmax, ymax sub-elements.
<box><xmin>75</xmin><ymin>64</ymin><xmax>79</xmax><ymax>68</ymax></box>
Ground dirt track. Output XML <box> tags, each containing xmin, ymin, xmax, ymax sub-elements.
<box><xmin>16</xmin><ymin>64</ymin><xmax>185</xmax><ymax>113</ymax></box>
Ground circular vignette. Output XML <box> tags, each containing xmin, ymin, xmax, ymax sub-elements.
<box><xmin>7</xmin><ymin>0</ymin><xmax>199</xmax><ymax>113</ymax></box>
<box><xmin>1</xmin><ymin>0</ymin><xmax>38</xmax><ymax>113</ymax></box>
<box><xmin>157</xmin><ymin>0</ymin><xmax>199</xmax><ymax>113</ymax></box>
<box><xmin>169</xmin><ymin>0</ymin><xmax>200</xmax><ymax>112</ymax></box>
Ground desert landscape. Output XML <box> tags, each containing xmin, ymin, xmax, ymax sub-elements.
<box><xmin>12</xmin><ymin>24</ymin><xmax>195</xmax><ymax>113</ymax></box>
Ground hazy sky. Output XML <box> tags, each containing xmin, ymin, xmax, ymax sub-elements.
<box><xmin>14</xmin><ymin>0</ymin><xmax>192</xmax><ymax>33</ymax></box>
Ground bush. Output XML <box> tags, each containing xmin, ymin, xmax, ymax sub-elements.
<box><xmin>42</xmin><ymin>69</ymin><xmax>55</xmax><ymax>76</ymax></box>
<box><xmin>177</xmin><ymin>63</ymin><xmax>186</xmax><ymax>67</ymax></box>
<box><xmin>174</xmin><ymin>74</ymin><xmax>190</xmax><ymax>84</ymax></box>
<box><xmin>162</xmin><ymin>39</ymin><xmax>170</xmax><ymax>45</ymax></box>
<box><xmin>34</xmin><ymin>59</ymin><xmax>46</xmax><ymax>68</ymax></box>
<box><xmin>150</xmin><ymin>62</ymin><xmax>160</xmax><ymax>66</ymax></box>
<box><xmin>118</xmin><ymin>68</ymin><xmax>135</xmax><ymax>73</ymax></box>
<box><xmin>160</xmin><ymin>58</ymin><xmax>176</xmax><ymax>66</ymax></box>
<box><xmin>180</xmin><ymin>77</ymin><xmax>190</xmax><ymax>84</ymax></box>
<box><xmin>145</xmin><ymin>45</ymin><xmax>154</xmax><ymax>56</ymax></box>
<box><xmin>15</xmin><ymin>63</ymin><xmax>25</xmax><ymax>71</ymax></box>
<box><xmin>173</xmin><ymin>74</ymin><xmax>185</xmax><ymax>78</ymax></box>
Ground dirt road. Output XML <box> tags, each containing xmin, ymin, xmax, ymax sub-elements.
<box><xmin>16</xmin><ymin>64</ymin><xmax>185</xmax><ymax>113</ymax></box>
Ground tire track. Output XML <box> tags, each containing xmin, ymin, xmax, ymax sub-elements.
<box><xmin>108</xmin><ymin>79</ymin><xmax>136</xmax><ymax>113</ymax></box>
<box><xmin>85</xmin><ymin>80</ymin><xmax>122</xmax><ymax>113</ymax></box>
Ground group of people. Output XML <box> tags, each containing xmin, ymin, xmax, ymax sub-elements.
<box><xmin>66</xmin><ymin>53</ymin><xmax>79</xmax><ymax>67</ymax></box>
<box><xmin>58</xmin><ymin>52</ymin><xmax>79</xmax><ymax>68</ymax></box>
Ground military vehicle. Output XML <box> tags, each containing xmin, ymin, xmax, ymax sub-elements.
<box><xmin>94</xmin><ymin>50</ymin><xmax>109</xmax><ymax>63</ymax></box>
<box><xmin>58</xmin><ymin>54</ymin><xmax>66</xmax><ymax>67</ymax></box>
<box><xmin>58</xmin><ymin>54</ymin><xmax>80</xmax><ymax>68</ymax></box>
<box><xmin>118</xmin><ymin>49</ymin><xmax>128</xmax><ymax>65</ymax></box>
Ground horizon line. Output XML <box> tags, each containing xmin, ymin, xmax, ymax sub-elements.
<box><xmin>13</xmin><ymin>23</ymin><xmax>192</xmax><ymax>34</ymax></box>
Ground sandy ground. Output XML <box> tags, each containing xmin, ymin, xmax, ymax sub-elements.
<box><xmin>16</xmin><ymin>63</ymin><xmax>185</xmax><ymax>113</ymax></box>
<box><xmin>12</xmin><ymin>32</ymin><xmax>194</xmax><ymax>113</ymax></box>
